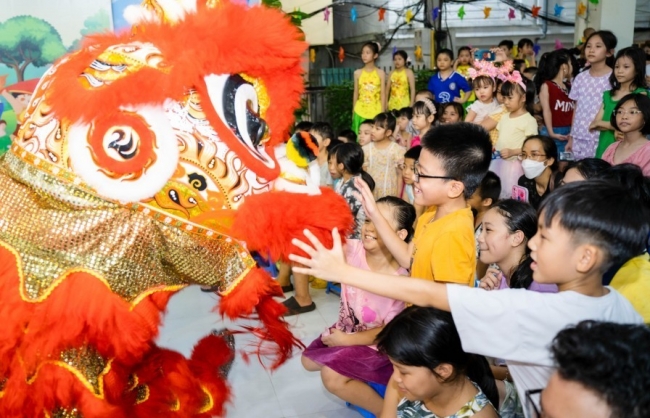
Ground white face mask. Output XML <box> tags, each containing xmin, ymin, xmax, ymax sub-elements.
<box><xmin>521</xmin><ymin>158</ymin><xmax>547</xmax><ymax>179</ymax></box>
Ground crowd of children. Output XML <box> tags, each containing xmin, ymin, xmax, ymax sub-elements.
<box><xmin>281</xmin><ymin>32</ymin><xmax>650</xmax><ymax>417</ymax></box>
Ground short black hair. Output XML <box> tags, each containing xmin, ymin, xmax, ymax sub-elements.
<box><xmin>404</xmin><ymin>145</ymin><xmax>421</xmax><ymax>161</ymax></box>
<box><xmin>566</xmin><ymin>158</ymin><xmax>611</xmax><ymax>180</ymax></box>
<box><xmin>585</xmin><ymin>30</ymin><xmax>618</xmax><ymax>67</ymax></box>
<box><xmin>373</xmin><ymin>112</ymin><xmax>396</xmax><ymax>133</ymax></box>
<box><xmin>421</xmin><ymin>123</ymin><xmax>492</xmax><ymax>199</ymax></box>
<box><xmin>539</xmin><ymin>181</ymin><xmax>650</xmax><ymax>273</ymax></box>
<box><xmin>499</xmin><ymin>40</ymin><xmax>514</xmax><ymax>50</ymax></box>
<box><xmin>439</xmin><ymin>102</ymin><xmax>465</xmax><ymax>120</ymax></box>
<box><xmin>337</xmin><ymin>129</ymin><xmax>357</xmax><ymax>143</ymax></box>
<box><xmin>437</xmin><ymin>48</ymin><xmax>454</xmax><ymax>61</ymax></box>
<box><xmin>518</xmin><ymin>38</ymin><xmax>534</xmax><ymax>49</ymax></box>
<box><xmin>415</xmin><ymin>90</ymin><xmax>434</xmax><ymax>101</ymax></box>
<box><xmin>360</xmin><ymin>119</ymin><xmax>374</xmax><ymax>128</ymax></box>
<box><xmin>457</xmin><ymin>46</ymin><xmax>471</xmax><ymax>54</ymax></box>
<box><xmin>397</xmin><ymin>107</ymin><xmax>413</xmax><ymax>119</ymax></box>
<box><xmin>551</xmin><ymin>320</ymin><xmax>650</xmax><ymax>418</ymax></box>
<box><xmin>596</xmin><ymin>163</ymin><xmax>650</xmax><ymax>212</ymax></box>
<box><xmin>310</xmin><ymin>122</ymin><xmax>334</xmax><ymax>141</ymax></box>
<box><xmin>512</xmin><ymin>59</ymin><xmax>527</xmax><ymax>73</ymax></box>
<box><xmin>477</xmin><ymin>171</ymin><xmax>501</xmax><ymax>204</ymax></box>
<box><xmin>523</xmin><ymin>135</ymin><xmax>559</xmax><ymax>172</ymax></box>
<box><xmin>295</xmin><ymin>121</ymin><xmax>313</xmax><ymax>132</ymax></box>
<box><xmin>610</xmin><ymin>93</ymin><xmax>650</xmax><ymax>136</ymax></box>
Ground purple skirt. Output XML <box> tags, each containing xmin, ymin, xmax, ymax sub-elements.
<box><xmin>303</xmin><ymin>337</ymin><xmax>393</xmax><ymax>385</ymax></box>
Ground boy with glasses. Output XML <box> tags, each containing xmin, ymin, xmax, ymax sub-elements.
<box><xmin>354</xmin><ymin>122</ymin><xmax>492</xmax><ymax>285</ymax></box>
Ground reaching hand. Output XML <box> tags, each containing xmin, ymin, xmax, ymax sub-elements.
<box><xmin>354</xmin><ymin>177</ymin><xmax>380</xmax><ymax>220</ymax></box>
<box><xmin>289</xmin><ymin>228</ymin><xmax>347</xmax><ymax>282</ymax></box>
<box><xmin>500</xmin><ymin>148</ymin><xmax>513</xmax><ymax>159</ymax></box>
<box><xmin>479</xmin><ymin>267</ymin><xmax>502</xmax><ymax>290</ymax></box>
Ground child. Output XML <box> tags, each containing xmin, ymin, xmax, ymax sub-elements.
<box><xmin>327</xmin><ymin>148</ymin><xmax>343</xmax><ymax>190</ymax></box>
<box><xmin>490</xmin><ymin>73</ymin><xmax>538</xmax><ymax>198</ymax></box>
<box><xmin>602</xmin><ymin>93</ymin><xmax>650</xmax><ymax>175</ymax></box>
<box><xmin>454</xmin><ymin>46</ymin><xmax>474</xmax><ymax>78</ymax></box>
<box><xmin>352</xmin><ymin>42</ymin><xmax>385</xmax><ymax>133</ymax></box>
<box><xmin>517</xmin><ymin>38</ymin><xmax>536</xmax><ymax>67</ymax></box>
<box><xmin>410</xmin><ymin>99</ymin><xmax>435</xmax><ymax>148</ymax></box>
<box><xmin>567</xmin><ymin>30</ymin><xmax>617</xmax><ymax>159</ymax></box>
<box><xmin>363</xmin><ymin>112</ymin><xmax>405</xmax><ymax>199</ymax></box>
<box><xmin>399</xmin><ymin>146</ymin><xmax>424</xmax><ymax>219</ymax></box>
<box><xmin>386</xmin><ymin>50</ymin><xmax>416</xmax><ymax>111</ymax></box>
<box><xmin>289</xmin><ymin>180</ymin><xmax>645</xmax><ymax>405</ymax></box>
<box><xmin>517</xmin><ymin>135</ymin><xmax>560</xmax><ymax>209</ymax></box>
<box><xmin>329</xmin><ymin>142</ymin><xmax>376</xmax><ymax>239</ymax></box>
<box><xmin>309</xmin><ymin>122</ymin><xmax>334</xmax><ymax>187</ymax></box>
<box><xmin>478</xmin><ymin>199</ymin><xmax>557</xmax><ymax>293</ymax></box>
<box><xmin>294</xmin><ymin>120</ymin><xmax>313</xmax><ymax>133</ymax></box>
<box><xmin>427</xmin><ymin>49</ymin><xmax>471</xmax><ymax>104</ymax></box>
<box><xmin>560</xmin><ymin>158</ymin><xmax>611</xmax><ymax>185</ymax></box>
<box><xmin>337</xmin><ymin>129</ymin><xmax>357</xmax><ymax>143</ymax></box>
<box><xmin>537</xmin><ymin>50</ymin><xmax>574</xmax><ymax>155</ymax></box>
<box><xmin>522</xmin><ymin>66</ymin><xmax>537</xmax><ymax>81</ymax></box>
<box><xmin>468</xmin><ymin>171</ymin><xmax>501</xmax><ymax>280</ymax></box>
<box><xmin>498</xmin><ymin>40</ymin><xmax>514</xmax><ymax>60</ymax></box>
<box><xmin>357</xmin><ymin>119</ymin><xmax>373</xmax><ymax>146</ymax></box>
<box><xmin>355</xmin><ymin>123</ymin><xmax>492</xmax><ymax>286</ymax></box>
<box><xmin>439</xmin><ymin>102</ymin><xmax>464</xmax><ymax>123</ymax></box>
<box><xmin>480</xmin><ymin>78</ymin><xmax>508</xmax><ymax>147</ymax></box>
<box><xmin>591</xmin><ymin>47</ymin><xmax>648</xmax><ymax>158</ymax></box>
<box><xmin>512</xmin><ymin>59</ymin><xmax>527</xmax><ymax>76</ymax></box>
<box><xmin>394</xmin><ymin>107</ymin><xmax>413</xmax><ymax>148</ymax></box>
<box><xmin>301</xmin><ymin>197</ymin><xmax>415</xmax><ymax>416</ymax></box>
<box><xmin>466</xmin><ymin>61</ymin><xmax>501</xmax><ymax>124</ymax></box>
<box><xmin>376</xmin><ymin>307</ymin><xmax>499</xmax><ymax>418</ymax></box>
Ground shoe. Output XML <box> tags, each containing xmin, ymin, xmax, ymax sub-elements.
<box><xmin>282</xmin><ymin>296</ymin><xmax>316</xmax><ymax>316</ymax></box>
<box><xmin>281</xmin><ymin>283</ymin><xmax>294</xmax><ymax>293</ymax></box>
<box><xmin>310</xmin><ymin>278</ymin><xmax>327</xmax><ymax>289</ymax></box>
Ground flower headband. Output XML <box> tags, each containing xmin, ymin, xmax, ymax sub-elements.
<box><xmin>419</xmin><ymin>98</ymin><xmax>436</xmax><ymax>115</ymax></box>
<box><xmin>496</xmin><ymin>60</ymin><xmax>527</xmax><ymax>91</ymax></box>
<box><xmin>468</xmin><ymin>60</ymin><xmax>499</xmax><ymax>80</ymax></box>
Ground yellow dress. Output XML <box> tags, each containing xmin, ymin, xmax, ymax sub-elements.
<box><xmin>388</xmin><ymin>69</ymin><xmax>410</xmax><ymax>110</ymax></box>
<box><xmin>354</xmin><ymin>69</ymin><xmax>382</xmax><ymax>119</ymax></box>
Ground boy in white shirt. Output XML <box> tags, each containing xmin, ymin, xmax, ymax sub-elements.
<box><xmin>289</xmin><ymin>180</ymin><xmax>646</xmax><ymax>412</ymax></box>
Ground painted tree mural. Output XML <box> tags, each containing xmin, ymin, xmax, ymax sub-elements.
<box><xmin>0</xmin><ymin>16</ymin><xmax>66</xmax><ymax>82</ymax></box>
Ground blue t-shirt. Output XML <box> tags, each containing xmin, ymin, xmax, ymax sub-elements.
<box><xmin>427</xmin><ymin>71</ymin><xmax>470</xmax><ymax>103</ymax></box>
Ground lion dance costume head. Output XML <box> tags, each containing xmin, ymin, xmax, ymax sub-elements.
<box><xmin>0</xmin><ymin>0</ymin><xmax>352</xmax><ymax>416</ymax></box>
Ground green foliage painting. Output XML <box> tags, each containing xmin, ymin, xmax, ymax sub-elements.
<box><xmin>0</xmin><ymin>16</ymin><xmax>66</xmax><ymax>82</ymax></box>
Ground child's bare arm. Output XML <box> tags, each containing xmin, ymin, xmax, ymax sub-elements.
<box><xmin>379</xmin><ymin>377</ymin><xmax>401</xmax><ymax>418</ymax></box>
<box><xmin>290</xmin><ymin>229</ymin><xmax>450</xmax><ymax>310</ymax></box>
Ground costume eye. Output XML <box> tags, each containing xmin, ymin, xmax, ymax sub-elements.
<box><xmin>204</xmin><ymin>74</ymin><xmax>274</xmax><ymax>169</ymax></box>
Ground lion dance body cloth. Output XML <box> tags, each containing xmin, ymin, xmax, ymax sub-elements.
<box><xmin>0</xmin><ymin>1</ymin><xmax>353</xmax><ymax>416</ymax></box>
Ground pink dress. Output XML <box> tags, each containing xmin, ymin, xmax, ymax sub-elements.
<box><xmin>410</xmin><ymin>135</ymin><xmax>421</xmax><ymax>148</ymax></box>
<box><xmin>569</xmin><ymin>70</ymin><xmax>612</xmax><ymax>159</ymax></box>
<box><xmin>302</xmin><ymin>240</ymin><xmax>406</xmax><ymax>385</ymax></box>
<box><xmin>602</xmin><ymin>141</ymin><xmax>650</xmax><ymax>176</ymax></box>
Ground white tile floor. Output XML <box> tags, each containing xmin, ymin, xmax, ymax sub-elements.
<box><xmin>157</xmin><ymin>285</ymin><xmax>361</xmax><ymax>418</ymax></box>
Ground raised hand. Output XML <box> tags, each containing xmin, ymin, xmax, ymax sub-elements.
<box><xmin>289</xmin><ymin>228</ymin><xmax>347</xmax><ymax>282</ymax></box>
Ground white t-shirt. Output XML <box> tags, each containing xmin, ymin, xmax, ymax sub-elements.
<box><xmin>448</xmin><ymin>285</ymin><xmax>642</xmax><ymax>366</ymax></box>
<box><xmin>447</xmin><ymin>285</ymin><xmax>642</xmax><ymax>417</ymax></box>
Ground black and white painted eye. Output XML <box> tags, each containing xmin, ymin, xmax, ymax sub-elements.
<box><xmin>204</xmin><ymin>74</ymin><xmax>274</xmax><ymax>169</ymax></box>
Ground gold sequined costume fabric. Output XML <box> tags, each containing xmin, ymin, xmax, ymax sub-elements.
<box><xmin>0</xmin><ymin>148</ymin><xmax>254</xmax><ymax>304</ymax></box>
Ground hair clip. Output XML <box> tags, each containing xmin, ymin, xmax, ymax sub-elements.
<box><xmin>468</xmin><ymin>60</ymin><xmax>499</xmax><ymax>80</ymax></box>
<box><xmin>498</xmin><ymin>68</ymin><xmax>527</xmax><ymax>91</ymax></box>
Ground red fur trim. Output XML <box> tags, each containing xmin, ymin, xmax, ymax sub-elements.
<box><xmin>189</xmin><ymin>335</ymin><xmax>233</xmax><ymax>416</ymax></box>
<box><xmin>219</xmin><ymin>268</ymin><xmax>303</xmax><ymax>369</ymax></box>
<box><xmin>230</xmin><ymin>188</ymin><xmax>354</xmax><ymax>262</ymax></box>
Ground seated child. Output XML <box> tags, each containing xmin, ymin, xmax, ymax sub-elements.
<box><xmin>376</xmin><ymin>306</ymin><xmax>499</xmax><ymax>418</ymax></box>
<box><xmin>357</xmin><ymin>119</ymin><xmax>374</xmax><ymax>146</ymax></box>
<box><xmin>394</xmin><ymin>107</ymin><xmax>413</xmax><ymax>148</ymax></box>
<box><xmin>399</xmin><ymin>145</ymin><xmax>424</xmax><ymax>219</ymax></box>
<box><xmin>301</xmin><ymin>197</ymin><xmax>416</xmax><ymax>416</ymax></box>
<box><xmin>468</xmin><ymin>171</ymin><xmax>501</xmax><ymax>280</ymax></box>
<box><xmin>439</xmin><ymin>102</ymin><xmax>464</xmax><ymax>124</ymax></box>
<box><xmin>290</xmin><ymin>180</ymin><xmax>645</xmax><ymax>405</ymax></box>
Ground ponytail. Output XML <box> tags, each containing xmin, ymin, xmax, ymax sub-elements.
<box><xmin>510</xmin><ymin>255</ymin><xmax>534</xmax><ymax>290</ymax></box>
<box><xmin>360</xmin><ymin>170</ymin><xmax>375</xmax><ymax>192</ymax></box>
<box><xmin>465</xmin><ymin>355</ymin><xmax>499</xmax><ymax>409</ymax></box>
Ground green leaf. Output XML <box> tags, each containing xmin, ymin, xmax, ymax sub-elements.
<box><xmin>262</xmin><ymin>0</ymin><xmax>283</xmax><ymax>9</ymax></box>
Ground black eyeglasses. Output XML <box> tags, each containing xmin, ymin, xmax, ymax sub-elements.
<box><xmin>525</xmin><ymin>388</ymin><xmax>543</xmax><ymax>418</ymax></box>
<box><xmin>413</xmin><ymin>161</ymin><xmax>456</xmax><ymax>183</ymax></box>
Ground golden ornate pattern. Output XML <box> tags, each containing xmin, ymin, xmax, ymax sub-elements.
<box><xmin>0</xmin><ymin>148</ymin><xmax>256</xmax><ymax>303</ymax></box>
<box><xmin>50</xmin><ymin>408</ymin><xmax>82</xmax><ymax>418</ymax></box>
